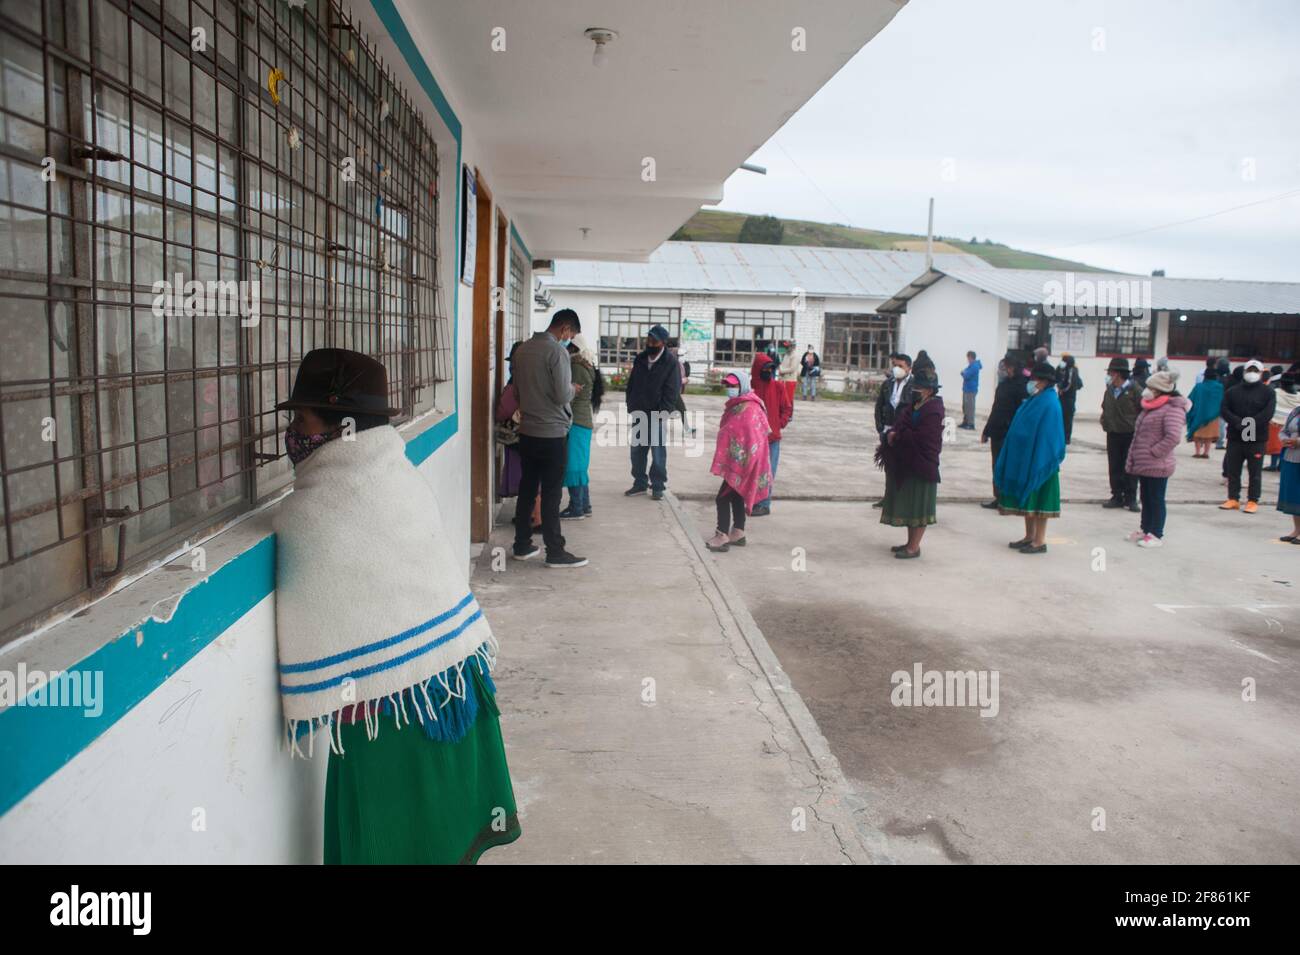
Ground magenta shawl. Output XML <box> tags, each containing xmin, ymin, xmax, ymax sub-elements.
<box><xmin>711</xmin><ymin>391</ymin><xmax>773</xmax><ymax>512</ymax></box>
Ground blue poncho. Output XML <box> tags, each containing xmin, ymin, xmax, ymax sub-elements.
<box><xmin>994</xmin><ymin>386</ymin><xmax>1066</xmax><ymax>506</ymax></box>
<box><xmin>1185</xmin><ymin>379</ymin><xmax>1224</xmax><ymax>439</ymax></box>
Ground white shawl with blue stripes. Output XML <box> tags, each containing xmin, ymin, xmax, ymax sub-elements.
<box><xmin>273</xmin><ymin>426</ymin><xmax>495</xmax><ymax>756</ymax></box>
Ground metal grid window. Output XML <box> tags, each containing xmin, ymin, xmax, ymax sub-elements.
<box><xmin>1006</xmin><ymin>306</ymin><xmax>1048</xmax><ymax>353</ymax></box>
<box><xmin>1168</xmin><ymin>312</ymin><xmax>1300</xmax><ymax>362</ymax></box>
<box><xmin>1095</xmin><ymin>315</ymin><xmax>1155</xmax><ymax>356</ymax></box>
<box><xmin>823</xmin><ymin>312</ymin><xmax>894</xmax><ymax>371</ymax></box>
<box><xmin>0</xmin><ymin>0</ymin><xmax>449</xmax><ymax>642</ymax></box>
<box><xmin>506</xmin><ymin>242</ymin><xmax>526</xmax><ymax>351</ymax></box>
<box><xmin>599</xmin><ymin>305</ymin><xmax>679</xmax><ymax>365</ymax></box>
<box><xmin>713</xmin><ymin>308</ymin><xmax>792</xmax><ymax>366</ymax></box>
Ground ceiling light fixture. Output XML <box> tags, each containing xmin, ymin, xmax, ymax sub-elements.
<box><xmin>584</xmin><ymin>28</ymin><xmax>618</xmax><ymax>68</ymax></box>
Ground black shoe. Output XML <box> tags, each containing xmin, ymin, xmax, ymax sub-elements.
<box><xmin>894</xmin><ymin>548</ymin><xmax>921</xmax><ymax>559</ymax></box>
<box><xmin>1019</xmin><ymin>543</ymin><xmax>1048</xmax><ymax>554</ymax></box>
<box><xmin>582</xmin><ymin>508</ymin><xmax>593</xmax><ymax>517</ymax></box>
<box><xmin>1009</xmin><ymin>539</ymin><xmax>1032</xmax><ymax>549</ymax></box>
<box><xmin>651</xmin><ymin>489</ymin><xmax>665</xmax><ymax>501</ymax></box>
<box><xmin>511</xmin><ymin>544</ymin><xmax>540</xmax><ymax>560</ymax></box>
<box><xmin>981</xmin><ymin>499</ymin><xmax>999</xmax><ymax>509</ymax></box>
<box><xmin>559</xmin><ymin>506</ymin><xmax>587</xmax><ymax>521</ymax></box>
<box><xmin>1101</xmin><ymin>498</ymin><xmax>1124</xmax><ymax>509</ymax></box>
<box><xmin>871</xmin><ymin>500</ymin><xmax>884</xmax><ymax>509</ymax></box>
<box><xmin>545</xmin><ymin>549</ymin><xmax>588</xmax><ymax>568</ymax></box>
<box><xmin>750</xmin><ymin>504</ymin><xmax>770</xmax><ymax>516</ymax></box>
<box><xmin>624</xmin><ymin>485</ymin><xmax>648</xmax><ymax>496</ymax></box>
<box><xmin>1126</xmin><ymin>502</ymin><xmax>1140</xmax><ymax>512</ymax></box>
<box><xmin>890</xmin><ymin>544</ymin><xmax>909</xmax><ymax>552</ymax></box>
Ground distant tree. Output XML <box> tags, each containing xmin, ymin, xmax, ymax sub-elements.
<box><xmin>970</xmin><ymin>236</ymin><xmax>978</xmax><ymax>244</ymax></box>
<box><xmin>1151</xmin><ymin>268</ymin><xmax>1166</xmax><ymax>276</ymax></box>
<box><xmin>983</xmin><ymin>238</ymin><xmax>994</xmax><ymax>245</ymax></box>
<box><xmin>738</xmin><ymin>214</ymin><xmax>785</xmax><ymax>245</ymax></box>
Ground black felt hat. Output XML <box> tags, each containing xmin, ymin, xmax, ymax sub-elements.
<box><xmin>275</xmin><ymin>348</ymin><xmax>400</xmax><ymax>417</ymax></box>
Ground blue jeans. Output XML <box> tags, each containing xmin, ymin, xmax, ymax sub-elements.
<box><xmin>801</xmin><ymin>375</ymin><xmax>817</xmax><ymax>399</ymax></box>
<box><xmin>1138</xmin><ymin>475</ymin><xmax>1168</xmax><ymax>538</ymax></box>
<box><xmin>566</xmin><ymin>484</ymin><xmax>590</xmax><ymax>512</ymax></box>
<box><xmin>629</xmin><ymin>414</ymin><xmax>668</xmax><ymax>492</ymax></box>
<box><xmin>758</xmin><ymin>440</ymin><xmax>780</xmax><ymax>507</ymax></box>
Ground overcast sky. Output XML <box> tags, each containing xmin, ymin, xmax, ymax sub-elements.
<box><xmin>717</xmin><ymin>0</ymin><xmax>1300</xmax><ymax>281</ymax></box>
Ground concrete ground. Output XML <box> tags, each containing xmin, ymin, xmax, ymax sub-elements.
<box><xmin>476</xmin><ymin>390</ymin><xmax>1299</xmax><ymax>864</ymax></box>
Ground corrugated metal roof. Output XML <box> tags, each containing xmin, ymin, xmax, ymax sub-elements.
<box><xmin>879</xmin><ymin>267</ymin><xmax>1300</xmax><ymax>315</ymax></box>
<box><xmin>546</xmin><ymin>241</ymin><xmax>994</xmax><ymax>299</ymax></box>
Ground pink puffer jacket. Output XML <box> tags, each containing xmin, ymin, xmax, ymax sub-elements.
<box><xmin>1126</xmin><ymin>395</ymin><xmax>1189</xmax><ymax>478</ymax></box>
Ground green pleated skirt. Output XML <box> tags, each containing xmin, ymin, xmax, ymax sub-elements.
<box><xmin>880</xmin><ymin>471</ymin><xmax>938</xmax><ymax>527</ymax></box>
<box><xmin>324</xmin><ymin>663</ymin><xmax>522</xmax><ymax>864</ymax></box>
<box><xmin>998</xmin><ymin>470</ymin><xmax>1061</xmax><ymax>518</ymax></box>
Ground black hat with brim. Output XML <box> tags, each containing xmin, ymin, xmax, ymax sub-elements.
<box><xmin>275</xmin><ymin>348</ymin><xmax>401</xmax><ymax>417</ymax></box>
<box><xmin>912</xmin><ymin>369</ymin><xmax>941</xmax><ymax>392</ymax></box>
<box><xmin>1031</xmin><ymin>361</ymin><xmax>1058</xmax><ymax>381</ymax></box>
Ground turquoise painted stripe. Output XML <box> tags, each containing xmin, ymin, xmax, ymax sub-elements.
<box><xmin>281</xmin><ymin>609</ymin><xmax>484</xmax><ymax>695</ymax></box>
<box><xmin>510</xmin><ymin>221</ymin><xmax>531</xmax><ymax>262</ymax></box>
<box><xmin>0</xmin><ymin>2</ymin><xmax>468</xmax><ymax>819</ymax></box>
<box><xmin>279</xmin><ymin>592</ymin><xmax>475</xmax><ymax>673</ymax></box>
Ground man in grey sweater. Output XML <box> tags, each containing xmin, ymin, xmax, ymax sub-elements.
<box><xmin>511</xmin><ymin>309</ymin><xmax>588</xmax><ymax>568</ymax></box>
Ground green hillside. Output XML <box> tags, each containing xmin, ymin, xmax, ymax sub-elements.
<box><xmin>670</xmin><ymin>209</ymin><xmax>1104</xmax><ymax>272</ymax></box>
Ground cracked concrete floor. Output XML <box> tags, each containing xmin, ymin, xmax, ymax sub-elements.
<box><xmin>473</xmin><ymin>432</ymin><xmax>861</xmax><ymax>863</ymax></box>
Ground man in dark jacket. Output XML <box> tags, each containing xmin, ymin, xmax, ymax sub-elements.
<box><xmin>799</xmin><ymin>344</ymin><xmax>821</xmax><ymax>401</ymax></box>
<box><xmin>1100</xmin><ymin>356</ymin><xmax>1141</xmax><ymax>511</ymax></box>
<box><xmin>624</xmin><ymin>324</ymin><xmax>681</xmax><ymax>500</ymax></box>
<box><xmin>1220</xmin><ymin>359</ymin><xmax>1276</xmax><ymax>512</ymax></box>
<box><xmin>1056</xmin><ymin>353</ymin><xmax>1082</xmax><ymax>444</ymax></box>
<box><xmin>874</xmin><ymin>353</ymin><xmax>914</xmax><ymax>436</ymax></box>
<box><xmin>980</xmin><ymin>354</ymin><xmax>1028</xmax><ymax>507</ymax></box>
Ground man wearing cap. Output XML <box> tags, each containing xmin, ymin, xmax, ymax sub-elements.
<box><xmin>1100</xmin><ymin>357</ymin><xmax>1141</xmax><ymax>511</ymax></box>
<box><xmin>1220</xmin><ymin>358</ymin><xmax>1276</xmax><ymax>513</ymax></box>
<box><xmin>509</xmin><ymin>308</ymin><xmax>588</xmax><ymax>567</ymax></box>
<box><xmin>624</xmin><ymin>324</ymin><xmax>681</xmax><ymax>500</ymax></box>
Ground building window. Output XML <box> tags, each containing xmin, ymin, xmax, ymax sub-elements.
<box><xmin>1095</xmin><ymin>317</ymin><xmax>1155</xmax><ymax>356</ymax></box>
<box><xmin>0</xmin><ymin>0</ymin><xmax>447</xmax><ymax>642</ymax></box>
<box><xmin>507</xmin><ymin>243</ymin><xmax>527</xmax><ymax>351</ymax></box>
<box><xmin>713</xmin><ymin>309</ymin><xmax>793</xmax><ymax>366</ymax></box>
<box><xmin>599</xmin><ymin>305</ymin><xmax>680</xmax><ymax>365</ymax></box>
<box><xmin>1006</xmin><ymin>305</ymin><xmax>1049</xmax><ymax>353</ymax></box>
<box><xmin>1168</xmin><ymin>312</ymin><xmax>1300</xmax><ymax>362</ymax></box>
<box><xmin>823</xmin><ymin>313</ymin><xmax>895</xmax><ymax>371</ymax></box>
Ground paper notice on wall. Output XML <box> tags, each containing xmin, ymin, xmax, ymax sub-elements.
<box><xmin>1050</xmin><ymin>322</ymin><xmax>1086</xmax><ymax>354</ymax></box>
<box><xmin>682</xmin><ymin>318</ymin><xmax>713</xmax><ymax>342</ymax></box>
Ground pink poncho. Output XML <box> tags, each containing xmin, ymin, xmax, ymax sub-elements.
<box><xmin>711</xmin><ymin>391</ymin><xmax>774</xmax><ymax>513</ymax></box>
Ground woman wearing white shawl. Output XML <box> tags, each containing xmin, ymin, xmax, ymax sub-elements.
<box><xmin>274</xmin><ymin>348</ymin><xmax>520</xmax><ymax>863</ymax></box>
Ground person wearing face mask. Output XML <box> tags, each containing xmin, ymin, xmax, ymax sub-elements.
<box><xmin>624</xmin><ymin>324</ymin><xmax>681</xmax><ymax>501</ymax></box>
<box><xmin>980</xmin><ymin>354</ymin><xmax>1028</xmax><ymax>508</ymax></box>
<box><xmin>509</xmin><ymin>309</ymin><xmax>587</xmax><ymax>568</ymax></box>
<box><xmin>705</xmin><ymin>371</ymin><xmax>773</xmax><ymax>552</ymax></box>
<box><xmin>873</xmin><ymin>353</ymin><xmax>915</xmax><ymax>508</ymax></box>
<box><xmin>1265</xmin><ymin>365</ymin><xmax>1289</xmax><ymax>471</ymax></box>
<box><xmin>1219</xmin><ymin>359</ymin><xmax>1276</xmax><ymax>513</ymax></box>
<box><xmin>875</xmin><ymin>368</ymin><xmax>945</xmax><ymax>559</ymax></box>
<box><xmin>749</xmin><ymin>350</ymin><xmax>793</xmax><ymax>516</ymax></box>
<box><xmin>273</xmin><ymin>348</ymin><xmax>521</xmax><ymax>864</ymax></box>
<box><xmin>1185</xmin><ymin>363</ymin><xmax>1224</xmax><ymax>458</ymax></box>
<box><xmin>1100</xmin><ymin>357</ymin><xmax>1141</xmax><ymax>512</ymax></box>
<box><xmin>1276</xmin><ymin>372</ymin><xmax>1300</xmax><ymax>543</ymax></box>
<box><xmin>1124</xmin><ymin>371</ymin><xmax>1188</xmax><ymax>547</ymax></box>
<box><xmin>996</xmin><ymin>362</ymin><xmax>1067</xmax><ymax>554</ymax></box>
<box><xmin>1055</xmin><ymin>353</ymin><xmax>1082</xmax><ymax>444</ymax></box>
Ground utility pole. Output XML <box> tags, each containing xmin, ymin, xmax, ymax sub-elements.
<box><xmin>925</xmin><ymin>197</ymin><xmax>935</xmax><ymax>270</ymax></box>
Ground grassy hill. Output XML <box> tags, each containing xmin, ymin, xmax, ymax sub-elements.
<box><xmin>670</xmin><ymin>209</ymin><xmax>1103</xmax><ymax>272</ymax></box>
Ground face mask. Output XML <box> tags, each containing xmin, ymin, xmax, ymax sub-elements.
<box><xmin>726</xmin><ymin>387</ymin><xmax>740</xmax><ymax>398</ymax></box>
<box><xmin>647</xmin><ymin>342</ymin><xmax>663</xmax><ymax>354</ymax></box>
<box><xmin>892</xmin><ymin>366</ymin><xmax>906</xmax><ymax>380</ymax></box>
<box><xmin>1244</xmin><ymin>372</ymin><xmax>1261</xmax><ymax>384</ymax></box>
<box><xmin>1142</xmin><ymin>389</ymin><xmax>1155</xmax><ymax>401</ymax></box>
<box><xmin>1026</xmin><ymin>380</ymin><xmax>1039</xmax><ymax>396</ymax></box>
<box><xmin>285</xmin><ymin>427</ymin><xmax>336</xmax><ymax>466</ymax></box>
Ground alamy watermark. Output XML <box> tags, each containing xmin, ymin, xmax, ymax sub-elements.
<box><xmin>1043</xmin><ymin>274</ymin><xmax>1151</xmax><ymax>319</ymax></box>
<box><xmin>0</xmin><ymin>663</ymin><xmax>103</xmax><ymax>718</ymax></box>
<box><xmin>891</xmin><ymin>663</ymin><xmax>999</xmax><ymax>717</ymax></box>
<box><xmin>151</xmin><ymin>273</ymin><xmax>261</xmax><ymax>327</ymax></box>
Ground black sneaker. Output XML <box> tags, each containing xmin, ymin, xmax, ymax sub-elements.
<box><xmin>559</xmin><ymin>507</ymin><xmax>587</xmax><ymax>521</ymax></box>
<box><xmin>544</xmin><ymin>549</ymin><xmax>588</xmax><ymax>568</ymax></box>
<box><xmin>511</xmin><ymin>544</ymin><xmax>540</xmax><ymax>560</ymax></box>
<box><xmin>1101</xmin><ymin>498</ymin><xmax>1124</xmax><ymax>509</ymax></box>
<box><xmin>651</xmin><ymin>489</ymin><xmax>665</xmax><ymax>501</ymax></box>
<box><xmin>624</xmin><ymin>485</ymin><xmax>648</xmax><ymax>496</ymax></box>
<box><xmin>980</xmin><ymin>499</ymin><xmax>999</xmax><ymax>509</ymax></box>
<box><xmin>750</xmin><ymin>504</ymin><xmax>770</xmax><ymax>516</ymax></box>
<box><xmin>1126</xmin><ymin>502</ymin><xmax>1140</xmax><ymax>512</ymax></box>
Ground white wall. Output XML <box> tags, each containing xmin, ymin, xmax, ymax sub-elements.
<box><xmin>899</xmin><ymin>279</ymin><xmax>1002</xmax><ymax>411</ymax></box>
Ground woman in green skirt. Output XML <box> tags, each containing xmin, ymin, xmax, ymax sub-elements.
<box><xmin>876</xmin><ymin>368</ymin><xmax>945</xmax><ymax>559</ymax></box>
<box><xmin>274</xmin><ymin>348</ymin><xmax>521</xmax><ymax>864</ymax></box>
<box><xmin>995</xmin><ymin>361</ymin><xmax>1067</xmax><ymax>555</ymax></box>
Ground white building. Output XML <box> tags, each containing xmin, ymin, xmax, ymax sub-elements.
<box><xmin>545</xmin><ymin>241</ymin><xmax>993</xmax><ymax>385</ymax></box>
<box><xmin>879</xmin><ymin>268</ymin><xmax>1300</xmax><ymax>410</ymax></box>
<box><xmin>0</xmin><ymin>0</ymin><xmax>907</xmax><ymax>862</ymax></box>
